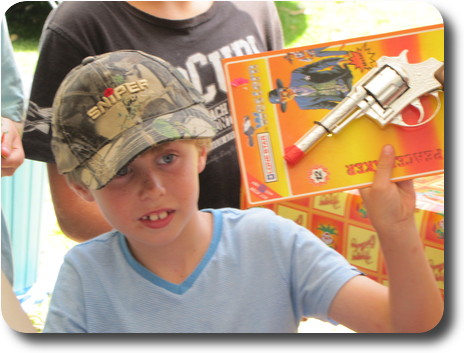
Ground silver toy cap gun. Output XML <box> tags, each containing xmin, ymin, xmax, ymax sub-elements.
<box><xmin>284</xmin><ymin>50</ymin><xmax>444</xmax><ymax>165</ymax></box>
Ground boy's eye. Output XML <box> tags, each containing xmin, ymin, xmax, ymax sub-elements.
<box><xmin>158</xmin><ymin>153</ymin><xmax>177</xmax><ymax>165</ymax></box>
<box><xmin>115</xmin><ymin>165</ymin><xmax>130</xmax><ymax>177</ymax></box>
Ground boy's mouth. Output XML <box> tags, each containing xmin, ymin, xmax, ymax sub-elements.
<box><xmin>139</xmin><ymin>209</ymin><xmax>175</xmax><ymax>228</ymax></box>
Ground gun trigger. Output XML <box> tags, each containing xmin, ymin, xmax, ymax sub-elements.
<box><xmin>398</xmin><ymin>92</ymin><xmax>441</xmax><ymax>128</ymax></box>
<box><xmin>411</xmin><ymin>98</ymin><xmax>425</xmax><ymax>124</ymax></box>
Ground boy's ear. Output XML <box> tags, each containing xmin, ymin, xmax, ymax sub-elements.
<box><xmin>67</xmin><ymin>179</ymin><xmax>95</xmax><ymax>202</ymax></box>
<box><xmin>198</xmin><ymin>145</ymin><xmax>208</xmax><ymax>174</ymax></box>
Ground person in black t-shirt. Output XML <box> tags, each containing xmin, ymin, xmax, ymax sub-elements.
<box><xmin>23</xmin><ymin>1</ymin><xmax>283</xmax><ymax>241</ymax></box>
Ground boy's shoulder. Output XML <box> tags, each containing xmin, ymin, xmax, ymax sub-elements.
<box><xmin>213</xmin><ymin>207</ymin><xmax>276</xmax><ymax>222</ymax></box>
<box><xmin>79</xmin><ymin>230</ymin><xmax>119</xmax><ymax>245</ymax></box>
<box><xmin>48</xmin><ymin>1</ymin><xmax>123</xmax><ymax>29</ymax></box>
<box><xmin>52</xmin><ymin>1</ymin><xmax>112</xmax><ymax>15</ymax></box>
<box><xmin>213</xmin><ymin>207</ymin><xmax>301</xmax><ymax>236</ymax></box>
<box><xmin>64</xmin><ymin>230</ymin><xmax>121</xmax><ymax>261</ymax></box>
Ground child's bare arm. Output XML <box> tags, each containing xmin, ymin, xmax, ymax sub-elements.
<box><xmin>328</xmin><ymin>145</ymin><xmax>443</xmax><ymax>332</ymax></box>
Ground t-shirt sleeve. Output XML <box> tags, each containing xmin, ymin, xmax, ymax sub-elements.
<box><xmin>265</xmin><ymin>211</ymin><xmax>362</xmax><ymax>323</ymax></box>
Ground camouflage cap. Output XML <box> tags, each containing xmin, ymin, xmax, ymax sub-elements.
<box><xmin>51</xmin><ymin>50</ymin><xmax>217</xmax><ymax>189</ymax></box>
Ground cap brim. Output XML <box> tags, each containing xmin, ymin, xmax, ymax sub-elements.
<box><xmin>72</xmin><ymin>104</ymin><xmax>216</xmax><ymax>189</ymax></box>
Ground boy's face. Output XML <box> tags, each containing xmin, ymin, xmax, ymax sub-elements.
<box><xmin>71</xmin><ymin>140</ymin><xmax>207</xmax><ymax>250</ymax></box>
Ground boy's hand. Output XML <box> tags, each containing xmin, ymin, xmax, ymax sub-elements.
<box><xmin>354</xmin><ymin>144</ymin><xmax>443</xmax><ymax>332</ymax></box>
<box><xmin>359</xmin><ymin>145</ymin><xmax>416</xmax><ymax>235</ymax></box>
<box><xmin>1</xmin><ymin>117</ymin><xmax>25</xmax><ymax>177</ymax></box>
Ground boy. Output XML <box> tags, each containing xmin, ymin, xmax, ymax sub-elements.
<box><xmin>44</xmin><ymin>50</ymin><xmax>443</xmax><ymax>333</ymax></box>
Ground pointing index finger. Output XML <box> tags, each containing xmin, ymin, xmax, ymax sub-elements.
<box><xmin>373</xmin><ymin>145</ymin><xmax>396</xmax><ymax>186</ymax></box>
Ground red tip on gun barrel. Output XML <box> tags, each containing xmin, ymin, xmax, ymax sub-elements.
<box><xmin>284</xmin><ymin>145</ymin><xmax>305</xmax><ymax>165</ymax></box>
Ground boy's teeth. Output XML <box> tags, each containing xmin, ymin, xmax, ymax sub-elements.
<box><xmin>147</xmin><ymin>211</ymin><xmax>168</xmax><ymax>221</ymax></box>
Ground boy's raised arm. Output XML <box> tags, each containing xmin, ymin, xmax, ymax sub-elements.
<box><xmin>328</xmin><ymin>145</ymin><xmax>443</xmax><ymax>333</ymax></box>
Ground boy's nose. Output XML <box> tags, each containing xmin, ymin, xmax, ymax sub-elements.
<box><xmin>139</xmin><ymin>171</ymin><xmax>166</xmax><ymax>199</ymax></box>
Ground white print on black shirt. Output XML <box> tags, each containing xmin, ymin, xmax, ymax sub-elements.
<box><xmin>175</xmin><ymin>35</ymin><xmax>260</xmax><ymax>154</ymax></box>
<box><xmin>177</xmin><ymin>35</ymin><xmax>260</xmax><ymax>103</ymax></box>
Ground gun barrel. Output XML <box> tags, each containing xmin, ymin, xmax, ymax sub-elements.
<box><xmin>284</xmin><ymin>124</ymin><xmax>328</xmax><ymax>165</ymax></box>
<box><xmin>284</xmin><ymin>92</ymin><xmax>364</xmax><ymax>165</ymax></box>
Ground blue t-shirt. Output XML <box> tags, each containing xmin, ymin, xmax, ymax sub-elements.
<box><xmin>44</xmin><ymin>208</ymin><xmax>361</xmax><ymax>333</ymax></box>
